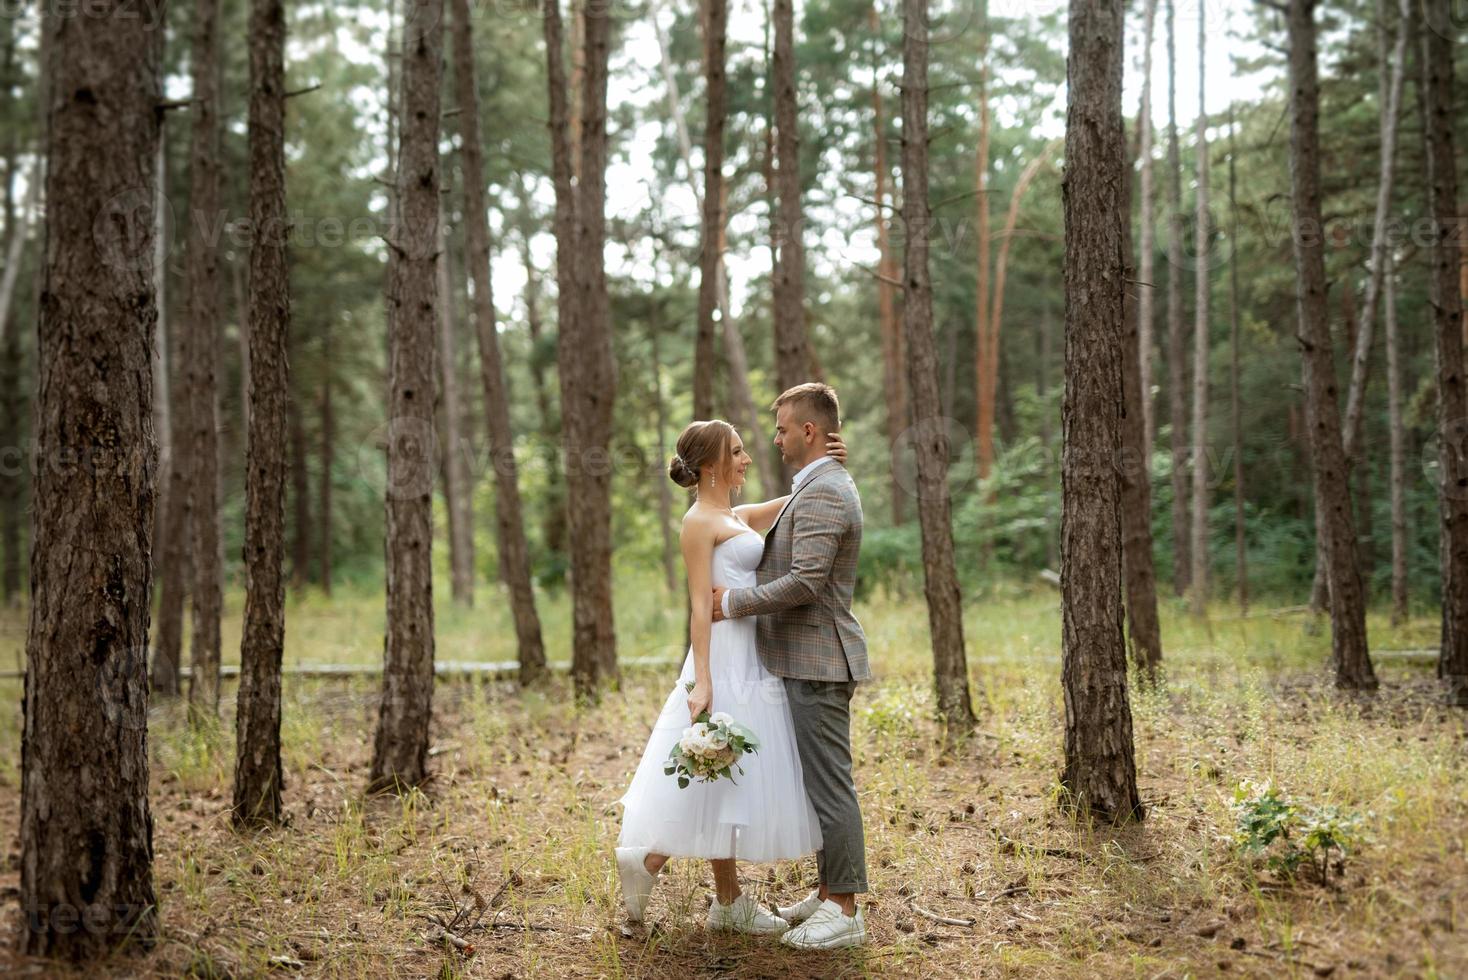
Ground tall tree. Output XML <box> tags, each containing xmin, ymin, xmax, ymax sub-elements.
<box><xmin>771</xmin><ymin>0</ymin><xmax>817</xmax><ymax>392</ymax></box>
<box><xmin>320</xmin><ymin>321</ymin><xmax>334</xmax><ymax>596</ymax></box>
<box><xmin>1164</xmin><ymin>0</ymin><xmax>1189</xmax><ymax>595</ymax></box>
<box><xmin>1420</xmin><ymin>0</ymin><xmax>1468</xmax><ymax>704</ymax></box>
<box><xmin>371</xmin><ymin>0</ymin><xmax>443</xmax><ymax>789</ymax></box>
<box><xmin>1122</xmin><ymin>123</ymin><xmax>1163</xmax><ymax>679</ymax></box>
<box><xmin>901</xmin><ymin>0</ymin><xmax>976</xmax><ymax>730</ymax></box>
<box><xmin>450</xmin><ymin>0</ymin><xmax>547</xmax><ymax>680</ymax></box>
<box><xmin>515</xmin><ymin>206</ymin><xmax>568</xmax><ymax>559</ymax></box>
<box><xmin>185</xmin><ymin>0</ymin><xmax>224</xmax><ymax>725</ymax></box>
<box><xmin>234</xmin><ymin>0</ymin><xmax>292</xmax><ymax>824</ymax></box>
<box><xmin>1227</xmin><ymin>103</ymin><xmax>1247</xmax><ymax>613</ymax></box>
<box><xmin>1061</xmin><ymin>0</ymin><xmax>1143</xmax><ymax>822</ymax></box>
<box><xmin>435</xmin><ymin>193</ymin><xmax>474</xmax><ymax>606</ymax></box>
<box><xmin>289</xmin><ymin>389</ymin><xmax>310</xmax><ymax>589</ymax></box>
<box><xmin>152</xmin><ymin>129</ymin><xmax>192</xmax><ymax>698</ymax></box>
<box><xmin>869</xmin><ymin>2</ymin><xmax>906</xmax><ymax>525</ymax></box>
<box><xmin>1385</xmin><ymin>254</ymin><xmax>1406</xmax><ymax>625</ymax></box>
<box><xmin>1136</xmin><ymin>0</ymin><xmax>1158</xmax><ymax>462</ymax></box>
<box><xmin>692</xmin><ymin>0</ymin><xmax>727</xmax><ymax>422</ymax></box>
<box><xmin>1188</xmin><ymin>0</ymin><xmax>1210</xmax><ymax>619</ymax></box>
<box><xmin>21</xmin><ymin>0</ymin><xmax>162</xmax><ymax>955</ymax></box>
<box><xmin>1285</xmin><ymin>0</ymin><xmax>1377</xmax><ymax>691</ymax></box>
<box><xmin>974</xmin><ymin>19</ymin><xmax>993</xmax><ymax>480</ymax></box>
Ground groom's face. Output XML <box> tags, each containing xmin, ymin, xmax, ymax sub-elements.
<box><xmin>772</xmin><ymin>403</ymin><xmax>815</xmax><ymax>466</ymax></box>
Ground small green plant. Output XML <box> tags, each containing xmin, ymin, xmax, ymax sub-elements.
<box><xmin>1232</xmin><ymin>779</ymin><xmax>1365</xmax><ymax>886</ymax></box>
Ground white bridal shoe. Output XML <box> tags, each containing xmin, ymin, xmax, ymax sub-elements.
<box><xmin>776</xmin><ymin>890</ymin><xmax>825</xmax><ymax>926</ymax></box>
<box><xmin>780</xmin><ymin>900</ymin><xmax>867</xmax><ymax>950</ymax></box>
<box><xmin>615</xmin><ymin>847</ymin><xmax>658</xmax><ymax>921</ymax></box>
<box><xmin>706</xmin><ymin>894</ymin><xmax>791</xmax><ymax>934</ymax></box>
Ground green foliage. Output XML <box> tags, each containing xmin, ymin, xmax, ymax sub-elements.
<box><xmin>1232</xmin><ymin>779</ymin><xmax>1366</xmax><ymax>886</ymax></box>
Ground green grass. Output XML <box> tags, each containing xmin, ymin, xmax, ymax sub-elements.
<box><xmin>0</xmin><ymin>576</ymin><xmax>1462</xmax><ymax>977</ymax></box>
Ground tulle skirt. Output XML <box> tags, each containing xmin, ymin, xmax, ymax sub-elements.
<box><xmin>616</xmin><ymin>616</ymin><xmax>822</xmax><ymax>862</ymax></box>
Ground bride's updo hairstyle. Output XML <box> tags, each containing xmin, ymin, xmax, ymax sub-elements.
<box><xmin>669</xmin><ymin>420</ymin><xmax>736</xmax><ymax>491</ymax></box>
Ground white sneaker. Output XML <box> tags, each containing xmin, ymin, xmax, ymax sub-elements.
<box><xmin>615</xmin><ymin>847</ymin><xmax>658</xmax><ymax>921</ymax></box>
<box><xmin>776</xmin><ymin>890</ymin><xmax>824</xmax><ymax>926</ymax></box>
<box><xmin>780</xmin><ymin>900</ymin><xmax>867</xmax><ymax>949</ymax></box>
<box><xmin>706</xmin><ymin>894</ymin><xmax>790</xmax><ymax>934</ymax></box>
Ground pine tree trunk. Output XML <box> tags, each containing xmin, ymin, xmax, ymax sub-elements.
<box><xmin>651</xmin><ymin>299</ymin><xmax>678</xmax><ymax>593</ymax></box>
<box><xmin>0</xmin><ymin>65</ymin><xmax>22</xmax><ymax>607</ymax></box>
<box><xmin>319</xmin><ymin>321</ymin><xmax>334</xmax><ymax>597</ymax></box>
<box><xmin>434</xmin><ymin>193</ymin><xmax>474</xmax><ymax>607</ymax></box>
<box><xmin>693</xmin><ymin>0</ymin><xmax>727</xmax><ymax>422</ymax></box>
<box><xmin>1384</xmin><ymin>257</ymin><xmax>1407</xmax><ymax>623</ymax></box>
<box><xmin>234</xmin><ymin>0</ymin><xmax>292</xmax><ymax>824</ymax></box>
<box><xmin>517</xmin><ymin>224</ymin><xmax>567</xmax><ymax>559</ymax></box>
<box><xmin>153</xmin><ymin>130</ymin><xmax>192</xmax><ymax>699</ymax></box>
<box><xmin>1164</xmin><ymin>0</ymin><xmax>1189</xmax><ymax>595</ymax></box>
<box><xmin>901</xmin><ymin>0</ymin><xmax>976</xmax><ymax>731</ymax></box>
<box><xmin>1060</xmin><ymin>0</ymin><xmax>1143</xmax><ymax>824</ymax></box>
<box><xmin>289</xmin><ymin>390</ymin><xmax>310</xmax><ymax>590</ymax></box>
<box><xmin>451</xmin><ymin>0</ymin><xmax>547</xmax><ymax>679</ymax></box>
<box><xmin>1227</xmin><ymin>104</ymin><xmax>1248</xmax><ymax>613</ymax></box>
<box><xmin>1420</xmin><ymin>0</ymin><xmax>1468</xmax><ymax>704</ymax></box>
<box><xmin>1189</xmin><ymin>5</ymin><xmax>1210</xmax><ymax>619</ymax></box>
<box><xmin>975</xmin><ymin>40</ymin><xmax>993</xmax><ymax>481</ymax></box>
<box><xmin>1137</xmin><ymin>0</ymin><xmax>1158</xmax><ymax>463</ymax></box>
<box><xmin>1287</xmin><ymin>0</ymin><xmax>1377</xmax><ymax>691</ymax></box>
<box><xmin>870</xmin><ymin>3</ymin><xmax>906</xmax><ymax>525</ymax></box>
<box><xmin>370</xmin><ymin>0</ymin><xmax>442</xmax><ymax>790</ymax></box>
<box><xmin>185</xmin><ymin>0</ymin><xmax>224</xmax><ymax>717</ymax></box>
<box><xmin>21</xmin><ymin>1</ymin><xmax>161</xmax><ymax>954</ymax></box>
<box><xmin>1121</xmin><ymin>122</ymin><xmax>1164</xmax><ymax>680</ymax></box>
<box><xmin>772</xmin><ymin>0</ymin><xmax>815</xmax><ymax>394</ymax></box>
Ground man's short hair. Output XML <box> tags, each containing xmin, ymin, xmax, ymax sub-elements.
<box><xmin>772</xmin><ymin>382</ymin><xmax>840</xmax><ymax>435</ymax></box>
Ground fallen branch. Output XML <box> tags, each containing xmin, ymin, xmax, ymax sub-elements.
<box><xmin>908</xmin><ymin>899</ymin><xmax>975</xmax><ymax>928</ymax></box>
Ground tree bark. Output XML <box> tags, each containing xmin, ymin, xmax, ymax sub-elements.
<box><xmin>975</xmin><ymin>37</ymin><xmax>993</xmax><ymax>481</ymax></box>
<box><xmin>184</xmin><ymin>0</ymin><xmax>224</xmax><ymax>727</ymax></box>
<box><xmin>451</xmin><ymin>0</ymin><xmax>547</xmax><ymax>681</ymax></box>
<box><xmin>320</xmin><ymin>320</ymin><xmax>334</xmax><ymax>597</ymax></box>
<box><xmin>1420</xmin><ymin>0</ymin><xmax>1468</xmax><ymax>704</ymax></box>
<box><xmin>1137</xmin><ymin>0</ymin><xmax>1158</xmax><ymax>463</ymax></box>
<box><xmin>650</xmin><ymin>297</ymin><xmax>678</xmax><ymax>593</ymax></box>
<box><xmin>1385</xmin><ymin>256</ymin><xmax>1406</xmax><ymax>625</ymax></box>
<box><xmin>21</xmin><ymin>0</ymin><xmax>162</xmax><ymax>955</ymax></box>
<box><xmin>692</xmin><ymin>0</ymin><xmax>727</xmax><ymax>422</ymax></box>
<box><xmin>870</xmin><ymin>2</ymin><xmax>906</xmax><ymax>525</ymax></box>
<box><xmin>234</xmin><ymin>0</ymin><xmax>292</xmax><ymax>824</ymax></box>
<box><xmin>1227</xmin><ymin>103</ymin><xmax>1248</xmax><ymax>614</ymax></box>
<box><xmin>153</xmin><ymin>130</ymin><xmax>192</xmax><ymax>700</ymax></box>
<box><xmin>1164</xmin><ymin>0</ymin><xmax>1189</xmax><ymax>595</ymax></box>
<box><xmin>1060</xmin><ymin>0</ymin><xmax>1143</xmax><ymax>824</ymax></box>
<box><xmin>1286</xmin><ymin>0</ymin><xmax>1377</xmax><ymax>691</ymax></box>
<box><xmin>547</xmin><ymin>0</ymin><xmax>618</xmax><ymax>696</ymax></box>
<box><xmin>771</xmin><ymin>0</ymin><xmax>816</xmax><ymax>394</ymax></box>
<box><xmin>435</xmin><ymin>193</ymin><xmax>474</xmax><ymax>606</ymax></box>
<box><xmin>371</xmin><ymin>0</ymin><xmax>442</xmax><ymax>790</ymax></box>
<box><xmin>1188</xmin><ymin>3</ymin><xmax>1210</xmax><ymax>619</ymax></box>
<box><xmin>1122</xmin><ymin>123</ymin><xmax>1164</xmax><ymax>680</ymax></box>
<box><xmin>901</xmin><ymin>0</ymin><xmax>976</xmax><ymax>730</ymax></box>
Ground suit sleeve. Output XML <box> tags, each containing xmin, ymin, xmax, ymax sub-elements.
<box><xmin>726</xmin><ymin>483</ymin><xmax>847</xmax><ymax>618</ymax></box>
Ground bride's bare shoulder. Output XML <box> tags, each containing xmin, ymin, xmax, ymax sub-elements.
<box><xmin>678</xmin><ymin>505</ymin><xmax>720</xmax><ymax>541</ymax></box>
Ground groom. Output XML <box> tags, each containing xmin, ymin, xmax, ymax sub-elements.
<box><xmin>712</xmin><ymin>382</ymin><xmax>870</xmax><ymax>950</ymax></box>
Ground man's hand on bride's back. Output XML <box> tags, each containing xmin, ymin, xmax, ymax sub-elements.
<box><xmin>826</xmin><ymin>431</ymin><xmax>847</xmax><ymax>464</ymax></box>
<box><xmin>711</xmin><ymin>586</ymin><xmax>728</xmax><ymax>622</ymax></box>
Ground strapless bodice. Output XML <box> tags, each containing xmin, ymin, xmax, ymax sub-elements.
<box><xmin>712</xmin><ymin>529</ymin><xmax>763</xmax><ymax>589</ymax></box>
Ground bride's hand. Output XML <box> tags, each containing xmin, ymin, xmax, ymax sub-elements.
<box><xmin>687</xmin><ymin>679</ymin><xmax>713</xmax><ymax>723</ymax></box>
<box><xmin>825</xmin><ymin>431</ymin><xmax>848</xmax><ymax>464</ymax></box>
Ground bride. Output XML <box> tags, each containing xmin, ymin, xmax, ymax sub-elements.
<box><xmin>614</xmin><ymin>419</ymin><xmax>846</xmax><ymax>933</ymax></box>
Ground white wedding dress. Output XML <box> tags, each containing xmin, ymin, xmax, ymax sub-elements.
<box><xmin>617</xmin><ymin>529</ymin><xmax>822</xmax><ymax>862</ymax></box>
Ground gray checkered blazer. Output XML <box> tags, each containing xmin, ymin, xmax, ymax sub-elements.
<box><xmin>727</xmin><ymin>462</ymin><xmax>871</xmax><ymax>682</ymax></box>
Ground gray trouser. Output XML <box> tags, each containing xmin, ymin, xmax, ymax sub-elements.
<box><xmin>784</xmin><ymin>678</ymin><xmax>868</xmax><ymax>894</ymax></box>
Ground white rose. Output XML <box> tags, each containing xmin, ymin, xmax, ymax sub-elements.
<box><xmin>709</xmin><ymin>712</ymin><xmax>734</xmax><ymax>727</ymax></box>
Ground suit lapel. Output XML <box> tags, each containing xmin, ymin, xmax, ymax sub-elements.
<box><xmin>763</xmin><ymin>463</ymin><xmax>839</xmax><ymax>553</ymax></box>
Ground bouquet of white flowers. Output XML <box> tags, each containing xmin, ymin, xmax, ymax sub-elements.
<box><xmin>663</xmin><ymin>683</ymin><xmax>761</xmax><ymax>788</ymax></box>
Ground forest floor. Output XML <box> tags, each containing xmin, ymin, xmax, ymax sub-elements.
<box><xmin>0</xmin><ymin>585</ymin><xmax>1464</xmax><ymax>978</ymax></box>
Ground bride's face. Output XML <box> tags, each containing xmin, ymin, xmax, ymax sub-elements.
<box><xmin>726</xmin><ymin>435</ymin><xmax>750</xmax><ymax>490</ymax></box>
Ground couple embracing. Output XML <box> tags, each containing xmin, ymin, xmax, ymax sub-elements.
<box><xmin>614</xmin><ymin>382</ymin><xmax>870</xmax><ymax>951</ymax></box>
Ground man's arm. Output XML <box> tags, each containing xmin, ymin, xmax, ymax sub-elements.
<box><xmin>723</xmin><ymin>482</ymin><xmax>847</xmax><ymax>619</ymax></box>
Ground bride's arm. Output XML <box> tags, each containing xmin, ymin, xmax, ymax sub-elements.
<box><xmin>680</xmin><ymin>518</ymin><xmax>715</xmax><ymax>722</ymax></box>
